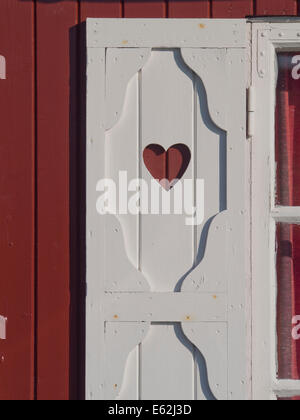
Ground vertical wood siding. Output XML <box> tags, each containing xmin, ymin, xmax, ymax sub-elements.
<box><xmin>212</xmin><ymin>1</ymin><xmax>253</xmax><ymax>18</ymax></box>
<box><xmin>36</xmin><ymin>0</ymin><xmax>79</xmax><ymax>400</ymax></box>
<box><xmin>1</xmin><ymin>0</ymin><xmax>300</xmax><ymax>401</ymax></box>
<box><xmin>168</xmin><ymin>1</ymin><xmax>210</xmax><ymax>18</ymax></box>
<box><xmin>124</xmin><ymin>0</ymin><xmax>167</xmax><ymax>17</ymax></box>
<box><xmin>80</xmin><ymin>0</ymin><xmax>122</xmax><ymax>18</ymax></box>
<box><xmin>256</xmin><ymin>0</ymin><xmax>297</xmax><ymax>15</ymax></box>
<box><xmin>0</xmin><ymin>0</ymin><xmax>35</xmax><ymax>401</ymax></box>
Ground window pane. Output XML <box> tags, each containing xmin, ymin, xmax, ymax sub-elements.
<box><xmin>276</xmin><ymin>52</ymin><xmax>300</xmax><ymax>206</ymax></box>
<box><xmin>277</xmin><ymin>223</ymin><xmax>300</xmax><ymax>379</ymax></box>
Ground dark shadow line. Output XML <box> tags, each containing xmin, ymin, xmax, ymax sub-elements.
<box><xmin>69</xmin><ymin>19</ymin><xmax>86</xmax><ymax>401</ymax></box>
<box><xmin>194</xmin><ymin>76</ymin><xmax>227</xmax><ymax>212</ymax></box>
<box><xmin>34</xmin><ymin>0</ymin><xmax>38</xmax><ymax>401</ymax></box>
<box><xmin>171</xmin><ymin>144</ymin><xmax>191</xmax><ymax>181</ymax></box>
<box><xmin>174</xmin><ymin>216</ymin><xmax>215</xmax><ymax>292</ymax></box>
<box><xmin>209</xmin><ymin>0</ymin><xmax>213</xmax><ymax>18</ymax></box>
<box><xmin>253</xmin><ymin>0</ymin><xmax>256</xmax><ymax>16</ymax></box>
<box><xmin>173</xmin><ymin>323</ymin><xmax>217</xmax><ymax>401</ymax></box>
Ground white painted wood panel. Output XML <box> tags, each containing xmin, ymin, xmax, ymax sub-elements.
<box><xmin>104</xmin><ymin>292</ymin><xmax>227</xmax><ymax>322</ymax></box>
<box><xmin>105</xmin><ymin>48</ymin><xmax>151</xmax><ymax>131</ymax></box>
<box><xmin>86</xmin><ymin>19</ymin><xmax>250</xmax><ymax>401</ymax></box>
<box><xmin>104</xmin><ymin>322</ymin><xmax>150</xmax><ymax>400</ymax></box>
<box><xmin>140</xmin><ymin>49</ymin><xmax>194</xmax><ymax>292</ymax></box>
<box><xmin>86</xmin><ymin>47</ymin><xmax>106</xmax><ymax>401</ymax></box>
<box><xmin>182</xmin><ymin>323</ymin><xmax>227</xmax><ymax>400</ymax></box>
<box><xmin>180</xmin><ymin>49</ymin><xmax>229</xmax><ymax>294</ymax></box>
<box><xmin>87</xmin><ymin>19</ymin><xmax>247</xmax><ymax>48</ymax></box>
<box><xmin>117</xmin><ymin>346</ymin><xmax>139</xmax><ymax>400</ymax></box>
<box><xmin>141</xmin><ymin>324</ymin><xmax>194</xmax><ymax>400</ymax></box>
<box><xmin>138</xmin><ymin>49</ymin><xmax>196</xmax><ymax>399</ymax></box>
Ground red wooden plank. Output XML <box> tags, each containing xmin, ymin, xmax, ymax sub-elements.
<box><xmin>80</xmin><ymin>0</ymin><xmax>122</xmax><ymax>19</ymax></box>
<box><xmin>0</xmin><ymin>0</ymin><xmax>35</xmax><ymax>400</ymax></box>
<box><xmin>124</xmin><ymin>0</ymin><xmax>166</xmax><ymax>18</ymax></box>
<box><xmin>256</xmin><ymin>0</ymin><xmax>297</xmax><ymax>15</ymax></box>
<box><xmin>36</xmin><ymin>0</ymin><xmax>79</xmax><ymax>400</ymax></box>
<box><xmin>212</xmin><ymin>0</ymin><xmax>253</xmax><ymax>18</ymax></box>
<box><xmin>168</xmin><ymin>0</ymin><xmax>210</xmax><ymax>18</ymax></box>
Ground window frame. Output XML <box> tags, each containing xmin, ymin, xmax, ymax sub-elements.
<box><xmin>252</xmin><ymin>21</ymin><xmax>300</xmax><ymax>400</ymax></box>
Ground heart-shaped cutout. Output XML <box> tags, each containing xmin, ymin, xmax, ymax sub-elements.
<box><xmin>143</xmin><ymin>143</ymin><xmax>191</xmax><ymax>191</ymax></box>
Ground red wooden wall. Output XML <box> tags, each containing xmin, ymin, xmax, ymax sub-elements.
<box><xmin>0</xmin><ymin>0</ymin><xmax>299</xmax><ymax>401</ymax></box>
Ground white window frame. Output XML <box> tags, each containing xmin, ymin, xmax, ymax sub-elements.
<box><xmin>252</xmin><ymin>20</ymin><xmax>300</xmax><ymax>400</ymax></box>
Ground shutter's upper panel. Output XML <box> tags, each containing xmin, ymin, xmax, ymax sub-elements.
<box><xmin>87</xmin><ymin>18</ymin><xmax>247</xmax><ymax>48</ymax></box>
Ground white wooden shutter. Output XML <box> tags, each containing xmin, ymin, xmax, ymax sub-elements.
<box><xmin>86</xmin><ymin>19</ymin><xmax>250</xmax><ymax>400</ymax></box>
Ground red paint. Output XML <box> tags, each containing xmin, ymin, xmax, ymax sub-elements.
<box><xmin>256</xmin><ymin>0</ymin><xmax>297</xmax><ymax>15</ymax></box>
<box><xmin>143</xmin><ymin>144</ymin><xmax>191</xmax><ymax>190</ymax></box>
<box><xmin>80</xmin><ymin>0</ymin><xmax>122</xmax><ymax>19</ymax></box>
<box><xmin>36</xmin><ymin>1</ymin><xmax>78</xmax><ymax>400</ymax></box>
<box><xmin>124</xmin><ymin>0</ymin><xmax>166</xmax><ymax>18</ymax></box>
<box><xmin>0</xmin><ymin>0</ymin><xmax>35</xmax><ymax>400</ymax></box>
<box><xmin>144</xmin><ymin>145</ymin><xmax>167</xmax><ymax>186</ymax></box>
<box><xmin>168</xmin><ymin>1</ymin><xmax>210</xmax><ymax>18</ymax></box>
<box><xmin>212</xmin><ymin>0</ymin><xmax>253</xmax><ymax>18</ymax></box>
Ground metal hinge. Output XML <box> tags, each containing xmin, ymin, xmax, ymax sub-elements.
<box><xmin>0</xmin><ymin>315</ymin><xmax>7</xmax><ymax>340</ymax></box>
<box><xmin>0</xmin><ymin>55</ymin><xmax>6</xmax><ymax>80</ymax></box>
<box><xmin>247</xmin><ymin>85</ymin><xmax>255</xmax><ymax>138</ymax></box>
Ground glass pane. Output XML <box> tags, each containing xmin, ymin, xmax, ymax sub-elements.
<box><xmin>276</xmin><ymin>52</ymin><xmax>300</xmax><ymax>206</ymax></box>
<box><xmin>277</xmin><ymin>223</ymin><xmax>300</xmax><ymax>379</ymax></box>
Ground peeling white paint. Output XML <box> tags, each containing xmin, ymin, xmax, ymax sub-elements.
<box><xmin>0</xmin><ymin>316</ymin><xmax>7</xmax><ymax>340</ymax></box>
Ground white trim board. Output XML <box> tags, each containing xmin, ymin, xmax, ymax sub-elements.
<box><xmin>87</xmin><ymin>18</ymin><xmax>247</xmax><ymax>48</ymax></box>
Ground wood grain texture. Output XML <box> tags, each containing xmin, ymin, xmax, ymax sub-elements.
<box><xmin>212</xmin><ymin>0</ymin><xmax>253</xmax><ymax>18</ymax></box>
<box><xmin>140</xmin><ymin>49</ymin><xmax>194</xmax><ymax>292</ymax></box>
<box><xmin>256</xmin><ymin>0</ymin><xmax>297</xmax><ymax>15</ymax></box>
<box><xmin>141</xmin><ymin>324</ymin><xmax>194</xmax><ymax>400</ymax></box>
<box><xmin>124</xmin><ymin>0</ymin><xmax>166</xmax><ymax>17</ymax></box>
<box><xmin>36</xmin><ymin>0</ymin><xmax>78</xmax><ymax>400</ymax></box>
<box><xmin>0</xmin><ymin>0</ymin><xmax>35</xmax><ymax>401</ymax></box>
<box><xmin>168</xmin><ymin>0</ymin><xmax>210</xmax><ymax>18</ymax></box>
